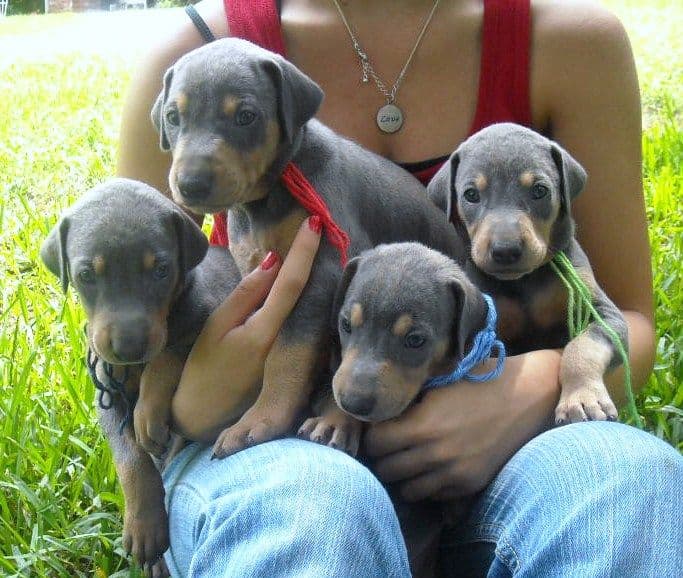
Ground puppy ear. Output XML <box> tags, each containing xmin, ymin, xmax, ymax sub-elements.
<box><xmin>550</xmin><ymin>142</ymin><xmax>587</xmax><ymax>212</ymax></box>
<box><xmin>172</xmin><ymin>208</ymin><xmax>208</xmax><ymax>282</ymax></box>
<box><xmin>41</xmin><ymin>217</ymin><xmax>71</xmax><ymax>293</ymax></box>
<box><xmin>449</xmin><ymin>149</ymin><xmax>461</xmax><ymax>202</ymax></box>
<box><xmin>448</xmin><ymin>267</ymin><xmax>487</xmax><ymax>359</ymax></box>
<box><xmin>151</xmin><ymin>67</ymin><xmax>174</xmax><ymax>151</ymax></box>
<box><xmin>263</xmin><ymin>57</ymin><xmax>324</xmax><ymax>144</ymax></box>
<box><xmin>426</xmin><ymin>149</ymin><xmax>461</xmax><ymax>218</ymax></box>
<box><xmin>331</xmin><ymin>256</ymin><xmax>360</xmax><ymax>331</ymax></box>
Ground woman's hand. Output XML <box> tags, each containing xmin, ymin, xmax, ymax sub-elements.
<box><xmin>171</xmin><ymin>217</ymin><xmax>322</xmax><ymax>443</ymax></box>
<box><xmin>364</xmin><ymin>349</ymin><xmax>562</xmax><ymax>502</ymax></box>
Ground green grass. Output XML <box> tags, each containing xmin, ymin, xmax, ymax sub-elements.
<box><xmin>0</xmin><ymin>55</ymin><xmax>140</xmax><ymax>576</ymax></box>
<box><xmin>1</xmin><ymin>2</ymin><xmax>682</xmax><ymax>576</ymax></box>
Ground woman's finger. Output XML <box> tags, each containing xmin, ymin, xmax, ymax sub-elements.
<box><xmin>398</xmin><ymin>463</ymin><xmax>457</xmax><ymax>502</ymax></box>
<box><xmin>372</xmin><ymin>442</ymin><xmax>443</xmax><ymax>483</ymax></box>
<box><xmin>247</xmin><ymin>216</ymin><xmax>322</xmax><ymax>340</ymax></box>
<box><xmin>200</xmin><ymin>251</ymin><xmax>282</xmax><ymax>343</ymax></box>
<box><xmin>363</xmin><ymin>396</ymin><xmax>435</xmax><ymax>458</ymax></box>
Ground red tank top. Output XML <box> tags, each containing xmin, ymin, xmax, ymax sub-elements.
<box><xmin>210</xmin><ymin>0</ymin><xmax>531</xmax><ymax>246</ymax></box>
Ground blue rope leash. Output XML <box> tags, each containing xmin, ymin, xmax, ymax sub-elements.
<box><xmin>423</xmin><ymin>294</ymin><xmax>506</xmax><ymax>390</ymax></box>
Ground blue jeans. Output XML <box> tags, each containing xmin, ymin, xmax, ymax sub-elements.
<box><xmin>162</xmin><ymin>422</ymin><xmax>683</xmax><ymax>577</ymax></box>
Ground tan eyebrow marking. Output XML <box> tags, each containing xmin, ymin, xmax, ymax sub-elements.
<box><xmin>519</xmin><ymin>171</ymin><xmax>535</xmax><ymax>187</ymax></box>
<box><xmin>176</xmin><ymin>92</ymin><xmax>187</xmax><ymax>114</ymax></box>
<box><xmin>93</xmin><ymin>255</ymin><xmax>105</xmax><ymax>275</ymax></box>
<box><xmin>223</xmin><ymin>95</ymin><xmax>241</xmax><ymax>117</ymax></box>
<box><xmin>143</xmin><ymin>251</ymin><xmax>156</xmax><ymax>271</ymax></box>
<box><xmin>475</xmin><ymin>174</ymin><xmax>488</xmax><ymax>191</ymax></box>
<box><xmin>392</xmin><ymin>314</ymin><xmax>413</xmax><ymax>337</ymax></box>
<box><xmin>350</xmin><ymin>303</ymin><xmax>363</xmax><ymax>328</ymax></box>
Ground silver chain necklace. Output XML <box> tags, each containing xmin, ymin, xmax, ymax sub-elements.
<box><xmin>330</xmin><ymin>0</ymin><xmax>442</xmax><ymax>134</ymax></box>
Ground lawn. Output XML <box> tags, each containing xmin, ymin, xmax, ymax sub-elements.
<box><xmin>0</xmin><ymin>2</ymin><xmax>681</xmax><ymax>576</ymax></box>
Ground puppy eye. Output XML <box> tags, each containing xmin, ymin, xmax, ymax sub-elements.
<box><xmin>77</xmin><ymin>269</ymin><xmax>96</xmax><ymax>285</ymax></box>
<box><xmin>165</xmin><ymin>109</ymin><xmax>180</xmax><ymax>127</ymax></box>
<box><xmin>463</xmin><ymin>188</ymin><xmax>481</xmax><ymax>203</ymax></box>
<box><xmin>153</xmin><ymin>263</ymin><xmax>170</xmax><ymax>280</ymax></box>
<box><xmin>236</xmin><ymin>109</ymin><xmax>257</xmax><ymax>126</ymax></box>
<box><xmin>531</xmin><ymin>184</ymin><xmax>549</xmax><ymax>199</ymax></box>
<box><xmin>340</xmin><ymin>316</ymin><xmax>352</xmax><ymax>334</ymax></box>
<box><xmin>405</xmin><ymin>333</ymin><xmax>426</xmax><ymax>349</ymax></box>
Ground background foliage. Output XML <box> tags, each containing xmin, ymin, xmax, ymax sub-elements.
<box><xmin>0</xmin><ymin>1</ymin><xmax>681</xmax><ymax>576</ymax></box>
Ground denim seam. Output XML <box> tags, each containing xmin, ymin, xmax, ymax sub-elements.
<box><xmin>166</xmin><ymin>481</ymin><xmax>208</xmax><ymax>576</ymax></box>
<box><xmin>458</xmin><ymin>522</ymin><xmax>506</xmax><ymax>544</ymax></box>
<box><xmin>494</xmin><ymin>534</ymin><xmax>520</xmax><ymax>575</ymax></box>
<box><xmin>448</xmin><ymin>522</ymin><xmax>521</xmax><ymax>575</ymax></box>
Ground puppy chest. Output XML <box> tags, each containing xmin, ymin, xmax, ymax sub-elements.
<box><xmin>228</xmin><ymin>208</ymin><xmax>308</xmax><ymax>275</ymax></box>
<box><xmin>495</xmin><ymin>281</ymin><xmax>570</xmax><ymax>353</ymax></box>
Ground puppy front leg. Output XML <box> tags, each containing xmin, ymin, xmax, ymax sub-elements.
<box><xmin>98</xmin><ymin>397</ymin><xmax>169</xmax><ymax>576</ymax></box>
<box><xmin>556</xmin><ymin>244</ymin><xmax>628</xmax><ymax>424</ymax></box>
<box><xmin>212</xmin><ymin>334</ymin><xmax>320</xmax><ymax>457</ymax></box>
<box><xmin>134</xmin><ymin>349</ymin><xmax>185</xmax><ymax>458</ymax></box>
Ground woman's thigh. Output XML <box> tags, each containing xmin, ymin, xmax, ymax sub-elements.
<box><xmin>439</xmin><ymin>422</ymin><xmax>683</xmax><ymax>578</ymax></box>
<box><xmin>162</xmin><ymin>438</ymin><xmax>411</xmax><ymax>578</ymax></box>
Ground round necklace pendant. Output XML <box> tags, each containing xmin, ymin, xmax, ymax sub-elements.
<box><xmin>376</xmin><ymin>103</ymin><xmax>404</xmax><ymax>134</ymax></box>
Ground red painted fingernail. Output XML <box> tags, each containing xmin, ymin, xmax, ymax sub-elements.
<box><xmin>309</xmin><ymin>215</ymin><xmax>323</xmax><ymax>234</ymax></box>
<box><xmin>260</xmin><ymin>251</ymin><xmax>279</xmax><ymax>271</ymax></box>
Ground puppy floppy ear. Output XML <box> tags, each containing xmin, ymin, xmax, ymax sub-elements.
<box><xmin>427</xmin><ymin>148</ymin><xmax>461</xmax><ymax>217</ymax></box>
<box><xmin>331</xmin><ymin>256</ymin><xmax>361</xmax><ymax>331</ymax></box>
<box><xmin>41</xmin><ymin>217</ymin><xmax>71</xmax><ymax>294</ymax></box>
<box><xmin>449</xmin><ymin>149</ymin><xmax>461</xmax><ymax>204</ymax></box>
<box><xmin>151</xmin><ymin>67</ymin><xmax>174</xmax><ymax>151</ymax></box>
<box><xmin>550</xmin><ymin>142</ymin><xmax>587</xmax><ymax>213</ymax></box>
<box><xmin>263</xmin><ymin>57</ymin><xmax>324</xmax><ymax>144</ymax></box>
<box><xmin>172</xmin><ymin>208</ymin><xmax>208</xmax><ymax>283</ymax></box>
<box><xmin>448</xmin><ymin>267</ymin><xmax>487</xmax><ymax>359</ymax></box>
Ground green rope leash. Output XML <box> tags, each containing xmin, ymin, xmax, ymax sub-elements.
<box><xmin>550</xmin><ymin>252</ymin><xmax>643</xmax><ymax>428</ymax></box>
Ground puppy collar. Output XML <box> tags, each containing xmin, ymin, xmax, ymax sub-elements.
<box><xmin>423</xmin><ymin>294</ymin><xmax>506</xmax><ymax>390</ymax></box>
<box><xmin>281</xmin><ymin>162</ymin><xmax>350</xmax><ymax>267</ymax></box>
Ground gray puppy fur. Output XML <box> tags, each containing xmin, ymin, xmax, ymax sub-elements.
<box><xmin>427</xmin><ymin>123</ymin><xmax>628</xmax><ymax>424</ymax></box>
<box><xmin>150</xmin><ymin>37</ymin><xmax>466</xmax><ymax>458</ymax></box>
<box><xmin>41</xmin><ymin>178</ymin><xmax>241</xmax><ymax>575</ymax></box>
<box><xmin>300</xmin><ymin>242</ymin><xmax>488</xmax><ymax>450</ymax></box>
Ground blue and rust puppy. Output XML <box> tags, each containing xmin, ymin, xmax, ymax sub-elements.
<box><xmin>299</xmin><ymin>242</ymin><xmax>490</xmax><ymax>456</ymax></box>
<box><xmin>427</xmin><ymin>123</ymin><xmax>627</xmax><ymax>423</ymax></box>
<box><xmin>299</xmin><ymin>243</ymin><xmax>490</xmax><ymax>578</ymax></box>
<box><xmin>151</xmin><ymin>38</ymin><xmax>465</xmax><ymax>458</ymax></box>
<box><xmin>41</xmin><ymin>178</ymin><xmax>242</xmax><ymax>576</ymax></box>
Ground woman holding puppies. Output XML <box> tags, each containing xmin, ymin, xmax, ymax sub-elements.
<box><xmin>118</xmin><ymin>0</ymin><xmax>682</xmax><ymax>575</ymax></box>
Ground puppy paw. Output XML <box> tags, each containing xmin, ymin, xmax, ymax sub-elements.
<box><xmin>298</xmin><ymin>415</ymin><xmax>362</xmax><ymax>456</ymax></box>
<box><xmin>123</xmin><ymin>501</ymin><xmax>169</xmax><ymax>573</ymax></box>
<box><xmin>555</xmin><ymin>382</ymin><xmax>618</xmax><ymax>424</ymax></box>
<box><xmin>145</xmin><ymin>556</ymin><xmax>170</xmax><ymax>578</ymax></box>
<box><xmin>134</xmin><ymin>402</ymin><xmax>170</xmax><ymax>458</ymax></box>
<box><xmin>212</xmin><ymin>409</ymin><xmax>293</xmax><ymax>459</ymax></box>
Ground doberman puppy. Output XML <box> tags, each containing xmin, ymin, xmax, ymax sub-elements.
<box><xmin>427</xmin><ymin>123</ymin><xmax>628</xmax><ymax>423</ymax></box>
<box><xmin>41</xmin><ymin>178</ymin><xmax>242</xmax><ymax>576</ymax></box>
<box><xmin>151</xmin><ymin>37</ymin><xmax>465</xmax><ymax>458</ymax></box>
<box><xmin>299</xmin><ymin>242</ymin><xmax>490</xmax><ymax>455</ymax></box>
<box><xmin>298</xmin><ymin>242</ymin><xmax>488</xmax><ymax>578</ymax></box>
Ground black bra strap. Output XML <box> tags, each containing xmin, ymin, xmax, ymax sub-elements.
<box><xmin>185</xmin><ymin>4</ymin><xmax>216</xmax><ymax>43</ymax></box>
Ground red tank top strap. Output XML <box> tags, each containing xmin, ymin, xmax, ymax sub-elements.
<box><xmin>223</xmin><ymin>0</ymin><xmax>286</xmax><ymax>55</ymax></box>
<box><xmin>210</xmin><ymin>0</ymin><xmax>285</xmax><ymax>246</ymax></box>
<box><xmin>469</xmin><ymin>0</ymin><xmax>532</xmax><ymax>135</ymax></box>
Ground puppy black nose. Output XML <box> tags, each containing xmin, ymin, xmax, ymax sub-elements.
<box><xmin>177</xmin><ymin>172</ymin><xmax>213</xmax><ymax>201</ymax></box>
<box><xmin>339</xmin><ymin>392</ymin><xmax>376</xmax><ymax>417</ymax></box>
<box><xmin>491</xmin><ymin>241</ymin><xmax>523</xmax><ymax>265</ymax></box>
<box><xmin>111</xmin><ymin>333</ymin><xmax>148</xmax><ymax>363</ymax></box>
